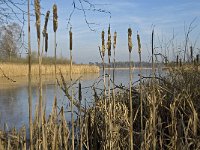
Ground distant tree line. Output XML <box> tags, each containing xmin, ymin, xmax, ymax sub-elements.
<box><xmin>90</xmin><ymin>61</ymin><xmax>162</xmax><ymax>68</ymax></box>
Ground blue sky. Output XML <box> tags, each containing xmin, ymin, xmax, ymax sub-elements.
<box><xmin>22</xmin><ymin>0</ymin><xmax>200</xmax><ymax>63</ymax></box>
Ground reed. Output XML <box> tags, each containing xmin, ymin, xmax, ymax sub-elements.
<box><xmin>107</xmin><ymin>24</ymin><xmax>113</xmax><ymax>150</ymax></box>
<box><xmin>128</xmin><ymin>27</ymin><xmax>133</xmax><ymax>150</ymax></box>
<box><xmin>34</xmin><ymin>1</ymin><xmax>43</xmax><ymax>149</ymax></box>
<box><xmin>0</xmin><ymin>63</ymin><xmax>99</xmax><ymax>78</ymax></box>
<box><xmin>69</xmin><ymin>27</ymin><xmax>75</xmax><ymax>150</ymax></box>
<box><xmin>27</xmin><ymin>0</ymin><xmax>33</xmax><ymax>149</ymax></box>
<box><xmin>151</xmin><ymin>29</ymin><xmax>156</xmax><ymax>150</ymax></box>
<box><xmin>112</xmin><ymin>31</ymin><xmax>117</xmax><ymax>119</ymax></box>
<box><xmin>53</xmin><ymin>4</ymin><xmax>58</xmax><ymax>97</ymax></box>
<box><xmin>137</xmin><ymin>32</ymin><xmax>143</xmax><ymax>144</ymax></box>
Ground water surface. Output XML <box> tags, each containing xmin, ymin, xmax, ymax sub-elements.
<box><xmin>0</xmin><ymin>69</ymin><xmax>152</xmax><ymax>129</ymax></box>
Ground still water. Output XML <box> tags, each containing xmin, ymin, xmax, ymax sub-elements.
<box><xmin>0</xmin><ymin>69</ymin><xmax>152</xmax><ymax>129</ymax></box>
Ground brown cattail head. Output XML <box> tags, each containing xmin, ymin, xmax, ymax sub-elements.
<box><xmin>197</xmin><ymin>54</ymin><xmax>199</xmax><ymax>64</ymax></box>
<box><xmin>107</xmin><ymin>24</ymin><xmax>111</xmax><ymax>56</ymax></box>
<box><xmin>128</xmin><ymin>28</ymin><xmax>132</xmax><ymax>52</ymax></box>
<box><xmin>53</xmin><ymin>4</ymin><xmax>58</xmax><ymax>32</ymax></box>
<box><xmin>101</xmin><ymin>31</ymin><xmax>105</xmax><ymax>56</ymax></box>
<box><xmin>113</xmin><ymin>31</ymin><xmax>117</xmax><ymax>49</ymax></box>
<box><xmin>179</xmin><ymin>58</ymin><xmax>182</xmax><ymax>67</ymax></box>
<box><xmin>45</xmin><ymin>32</ymin><xmax>48</xmax><ymax>53</ymax></box>
<box><xmin>176</xmin><ymin>55</ymin><xmax>179</xmax><ymax>66</ymax></box>
<box><xmin>43</xmin><ymin>11</ymin><xmax>50</xmax><ymax>36</ymax></box>
<box><xmin>137</xmin><ymin>32</ymin><xmax>141</xmax><ymax>54</ymax></box>
<box><xmin>69</xmin><ymin>27</ymin><xmax>72</xmax><ymax>50</ymax></box>
<box><xmin>34</xmin><ymin>0</ymin><xmax>41</xmax><ymax>41</ymax></box>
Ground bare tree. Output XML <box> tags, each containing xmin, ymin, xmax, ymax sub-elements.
<box><xmin>0</xmin><ymin>23</ymin><xmax>22</xmax><ymax>60</ymax></box>
<box><xmin>67</xmin><ymin>0</ymin><xmax>111</xmax><ymax>31</ymax></box>
<box><xmin>0</xmin><ymin>0</ymin><xmax>26</xmax><ymax>25</ymax></box>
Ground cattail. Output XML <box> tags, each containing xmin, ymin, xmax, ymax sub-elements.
<box><xmin>128</xmin><ymin>28</ymin><xmax>132</xmax><ymax>52</ymax></box>
<box><xmin>113</xmin><ymin>31</ymin><xmax>117</xmax><ymax>49</ymax></box>
<box><xmin>34</xmin><ymin>0</ymin><xmax>41</xmax><ymax>41</ymax></box>
<box><xmin>107</xmin><ymin>24</ymin><xmax>111</xmax><ymax>56</ymax></box>
<box><xmin>101</xmin><ymin>31</ymin><xmax>105</xmax><ymax>56</ymax></box>
<box><xmin>190</xmin><ymin>46</ymin><xmax>193</xmax><ymax>62</ymax></box>
<box><xmin>45</xmin><ymin>33</ymin><xmax>48</xmax><ymax>53</ymax></box>
<box><xmin>43</xmin><ymin>11</ymin><xmax>50</xmax><ymax>36</ymax></box>
<box><xmin>69</xmin><ymin>28</ymin><xmax>72</xmax><ymax>50</ymax></box>
<box><xmin>176</xmin><ymin>55</ymin><xmax>179</xmax><ymax>66</ymax></box>
<box><xmin>128</xmin><ymin>27</ymin><xmax>133</xmax><ymax>150</ymax></box>
<box><xmin>53</xmin><ymin>4</ymin><xmax>58</xmax><ymax>32</ymax></box>
<box><xmin>179</xmin><ymin>58</ymin><xmax>182</xmax><ymax>67</ymax></box>
<box><xmin>137</xmin><ymin>32</ymin><xmax>141</xmax><ymax>54</ymax></box>
<box><xmin>197</xmin><ymin>54</ymin><xmax>199</xmax><ymax>64</ymax></box>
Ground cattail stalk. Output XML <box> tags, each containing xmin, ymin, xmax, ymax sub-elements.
<box><xmin>151</xmin><ymin>29</ymin><xmax>156</xmax><ymax>150</ymax></box>
<box><xmin>53</xmin><ymin>4</ymin><xmax>58</xmax><ymax>97</ymax></box>
<box><xmin>113</xmin><ymin>31</ymin><xmax>117</xmax><ymax>119</ymax></box>
<box><xmin>78</xmin><ymin>81</ymin><xmax>83</xmax><ymax>150</ymax></box>
<box><xmin>101</xmin><ymin>30</ymin><xmax>107</xmax><ymax>147</ymax></box>
<box><xmin>107</xmin><ymin>24</ymin><xmax>111</xmax><ymax>102</ymax></box>
<box><xmin>102</xmin><ymin>31</ymin><xmax>106</xmax><ymax>100</ymax></box>
<box><xmin>69</xmin><ymin>27</ymin><xmax>75</xmax><ymax>150</ymax></box>
<box><xmin>128</xmin><ymin>28</ymin><xmax>133</xmax><ymax>150</ymax></box>
<box><xmin>137</xmin><ymin>32</ymin><xmax>143</xmax><ymax>140</ymax></box>
<box><xmin>107</xmin><ymin>24</ymin><xmax>112</xmax><ymax>149</ymax></box>
<box><xmin>28</xmin><ymin>0</ymin><xmax>33</xmax><ymax>149</ymax></box>
<box><xmin>40</xmin><ymin>10</ymin><xmax>50</xmax><ymax>150</ymax></box>
<box><xmin>34</xmin><ymin>1</ymin><xmax>42</xmax><ymax>148</ymax></box>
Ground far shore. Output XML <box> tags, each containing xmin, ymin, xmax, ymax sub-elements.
<box><xmin>0</xmin><ymin>63</ymin><xmax>100</xmax><ymax>89</ymax></box>
<box><xmin>104</xmin><ymin>67</ymin><xmax>153</xmax><ymax>70</ymax></box>
<box><xmin>0</xmin><ymin>63</ymin><xmax>99</xmax><ymax>78</ymax></box>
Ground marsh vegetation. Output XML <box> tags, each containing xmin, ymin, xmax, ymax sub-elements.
<box><xmin>0</xmin><ymin>1</ymin><xmax>200</xmax><ymax>150</ymax></box>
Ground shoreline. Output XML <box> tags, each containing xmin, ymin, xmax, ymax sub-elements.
<box><xmin>0</xmin><ymin>73</ymin><xmax>99</xmax><ymax>90</ymax></box>
<box><xmin>103</xmin><ymin>67</ymin><xmax>153</xmax><ymax>70</ymax></box>
<box><xmin>0</xmin><ymin>63</ymin><xmax>99</xmax><ymax>78</ymax></box>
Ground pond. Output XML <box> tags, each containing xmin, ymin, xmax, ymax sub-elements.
<box><xmin>0</xmin><ymin>68</ymin><xmax>152</xmax><ymax>129</ymax></box>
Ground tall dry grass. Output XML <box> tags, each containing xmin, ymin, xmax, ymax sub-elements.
<box><xmin>0</xmin><ymin>64</ymin><xmax>99</xmax><ymax>78</ymax></box>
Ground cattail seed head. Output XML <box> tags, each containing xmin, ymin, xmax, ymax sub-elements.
<box><xmin>34</xmin><ymin>0</ymin><xmax>41</xmax><ymax>41</ymax></box>
<box><xmin>45</xmin><ymin>32</ymin><xmax>48</xmax><ymax>53</ymax></box>
<box><xmin>128</xmin><ymin>28</ymin><xmax>132</xmax><ymax>52</ymax></box>
<box><xmin>113</xmin><ymin>31</ymin><xmax>117</xmax><ymax>49</ymax></box>
<box><xmin>53</xmin><ymin>4</ymin><xmax>58</xmax><ymax>32</ymax></box>
<box><xmin>137</xmin><ymin>32</ymin><xmax>141</xmax><ymax>54</ymax></box>
<box><xmin>107</xmin><ymin>24</ymin><xmax>111</xmax><ymax>56</ymax></box>
<box><xmin>176</xmin><ymin>55</ymin><xmax>179</xmax><ymax>66</ymax></box>
<box><xmin>197</xmin><ymin>54</ymin><xmax>199</xmax><ymax>64</ymax></box>
<box><xmin>43</xmin><ymin>11</ymin><xmax>50</xmax><ymax>36</ymax></box>
<box><xmin>101</xmin><ymin>31</ymin><xmax>105</xmax><ymax>56</ymax></box>
<box><xmin>69</xmin><ymin>28</ymin><xmax>72</xmax><ymax>50</ymax></box>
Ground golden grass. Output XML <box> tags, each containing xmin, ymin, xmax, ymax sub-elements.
<box><xmin>0</xmin><ymin>63</ymin><xmax>99</xmax><ymax>77</ymax></box>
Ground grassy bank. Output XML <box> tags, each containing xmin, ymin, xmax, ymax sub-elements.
<box><xmin>0</xmin><ymin>63</ymin><xmax>99</xmax><ymax>77</ymax></box>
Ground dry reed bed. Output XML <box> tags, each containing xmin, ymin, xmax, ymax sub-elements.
<box><xmin>80</xmin><ymin>67</ymin><xmax>200</xmax><ymax>149</ymax></box>
<box><xmin>0</xmin><ymin>63</ymin><xmax>99</xmax><ymax>77</ymax></box>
